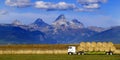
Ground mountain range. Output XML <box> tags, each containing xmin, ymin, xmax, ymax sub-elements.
<box><xmin>0</xmin><ymin>14</ymin><xmax>120</xmax><ymax>44</ymax></box>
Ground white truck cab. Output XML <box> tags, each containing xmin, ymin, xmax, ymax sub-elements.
<box><xmin>68</xmin><ymin>46</ymin><xmax>76</xmax><ymax>55</ymax></box>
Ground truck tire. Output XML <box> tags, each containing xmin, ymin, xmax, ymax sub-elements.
<box><xmin>110</xmin><ymin>52</ymin><xmax>113</xmax><ymax>55</ymax></box>
<box><xmin>106</xmin><ymin>52</ymin><xmax>109</xmax><ymax>55</ymax></box>
<box><xmin>77</xmin><ymin>52</ymin><xmax>81</xmax><ymax>55</ymax></box>
<box><xmin>81</xmin><ymin>52</ymin><xmax>84</xmax><ymax>55</ymax></box>
<box><xmin>68</xmin><ymin>52</ymin><xmax>73</xmax><ymax>55</ymax></box>
<box><xmin>77</xmin><ymin>52</ymin><xmax>84</xmax><ymax>55</ymax></box>
<box><xmin>106</xmin><ymin>52</ymin><xmax>113</xmax><ymax>55</ymax></box>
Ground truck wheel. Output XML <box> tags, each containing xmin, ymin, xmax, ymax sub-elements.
<box><xmin>77</xmin><ymin>52</ymin><xmax>81</xmax><ymax>55</ymax></box>
<box><xmin>110</xmin><ymin>52</ymin><xmax>113</xmax><ymax>55</ymax></box>
<box><xmin>106</xmin><ymin>52</ymin><xmax>109</xmax><ymax>55</ymax></box>
<box><xmin>68</xmin><ymin>52</ymin><xmax>73</xmax><ymax>55</ymax></box>
<box><xmin>81</xmin><ymin>52</ymin><xmax>84</xmax><ymax>55</ymax></box>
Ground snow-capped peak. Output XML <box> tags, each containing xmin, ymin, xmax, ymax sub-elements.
<box><xmin>33</xmin><ymin>18</ymin><xmax>49</xmax><ymax>27</ymax></box>
<box><xmin>69</xmin><ymin>19</ymin><xmax>84</xmax><ymax>29</ymax></box>
<box><xmin>55</xmin><ymin>14</ymin><xmax>66</xmax><ymax>21</ymax></box>
<box><xmin>12</xmin><ymin>20</ymin><xmax>22</xmax><ymax>25</ymax></box>
<box><xmin>52</xmin><ymin>14</ymin><xmax>68</xmax><ymax>27</ymax></box>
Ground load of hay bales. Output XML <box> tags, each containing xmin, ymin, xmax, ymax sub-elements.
<box><xmin>91</xmin><ymin>42</ymin><xmax>96</xmax><ymax>51</ymax></box>
<box><xmin>77</xmin><ymin>42</ymin><xmax>86</xmax><ymax>51</ymax></box>
<box><xmin>79</xmin><ymin>42</ymin><xmax>86</xmax><ymax>47</ymax></box>
<box><xmin>77</xmin><ymin>42</ymin><xmax>116</xmax><ymax>52</ymax></box>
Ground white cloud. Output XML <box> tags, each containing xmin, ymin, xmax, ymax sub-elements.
<box><xmin>34</xmin><ymin>0</ymin><xmax>107</xmax><ymax>11</ymax></box>
<box><xmin>0</xmin><ymin>10</ymin><xmax>8</xmax><ymax>15</ymax></box>
<box><xmin>75</xmin><ymin>8</ymin><xmax>84</xmax><ymax>12</ymax></box>
<box><xmin>75</xmin><ymin>8</ymin><xmax>94</xmax><ymax>12</ymax></box>
<box><xmin>78</xmin><ymin>0</ymin><xmax>107</xmax><ymax>4</ymax></box>
<box><xmin>83</xmin><ymin>3</ymin><xmax>100</xmax><ymax>8</ymax></box>
<box><xmin>4</xmin><ymin>0</ymin><xmax>108</xmax><ymax>12</ymax></box>
<box><xmin>35</xmin><ymin>1</ymin><xmax>76</xmax><ymax>10</ymax></box>
<box><xmin>5</xmin><ymin>0</ymin><xmax>32</xmax><ymax>8</ymax></box>
<box><xmin>77</xmin><ymin>0</ymin><xmax>107</xmax><ymax>9</ymax></box>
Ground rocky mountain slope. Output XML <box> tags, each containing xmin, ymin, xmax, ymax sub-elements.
<box><xmin>0</xmin><ymin>14</ymin><xmax>119</xmax><ymax>44</ymax></box>
<box><xmin>88</xmin><ymin>26</ymin><xmax>120</xmax><ymax>43</ymax></box>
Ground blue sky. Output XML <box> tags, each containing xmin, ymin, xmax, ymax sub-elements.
<box><xmin>0</xmin><ymin>0</ymin><xmax>120</xmax><ymax>27</ymax></box>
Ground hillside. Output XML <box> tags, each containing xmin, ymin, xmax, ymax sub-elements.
<box><xmin>0</xmin><ymin>24</ymin><xmax>46</xmax><ymax>44</ymax></box>
<box><xmin>88</xmin><ymin>26</ymin><xmax>120</xmax><ymax>43</ymax></box>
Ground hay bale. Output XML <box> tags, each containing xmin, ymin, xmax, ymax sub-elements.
<box><xmin>97</xmin><ymin>42</ymin><xmax>102</xmax><ymax>48</ymax></box>
<box><xmin>77</xmin><ymin>46</ymin><xmax>84</xmax><ymax>51</ymax></box>
<box><xmin>78</xmin><ymin>42</ymin><xmax>116</xmax><ymax>52</ymax></box>
<box><xmin>94</xmin><ymin>47</ymin><xmax>99</xmax><ymax>51</ymax></box>
<box><xmin>99</xmin><ymin>47</ymin><xmax>105</xmax><ymax>51</ymax></box>
<box><xmin>96</xmin><ymin>42</ymin><xmax>102</xmax><ymax>51</ymax></box>
<box><xmin>108</xmin><ymin>42</ymin><xmax>114</xmax><ymax>47</ymax></box>
<box><xmin>85</xmin><ymin>42</ymin><xmax>91</xmax><ymax>51</ymax></box>
<box><xmin>80</xmin><ymin>42</ymin><xmax>86</xmax><ymax>47</ymax></box>
<box><xmin>88</xmin><ymin>47</ymin><xmax>93</xmax><ymax>51</ymax></box>
<box><xmin>110</xmin><ymin>47</ymin><xmax>116</xmax><ymax>51</ymax></box>
<box><xmin>91</xmin><ymin>42</ymin><xmax>97</xmax><ymax>51</ymax></box>
<box><xmin>91</xmin><ymin>42</ymin><xmax>96</xmax><ymax>48</ymax></box>
<box><xmin>86</xmin><ymin>42</ymin><xmax>91</xmax><ymax>47</ymax></box>
<box><xmin>105</xmin><ymin>47</ymin><xmax>110</xmax><ymax>52</ymax></box>
<box><xmin>102</xmin><ymin>42</ymin><xmax>107</xmax><ymax>48</ymax></box>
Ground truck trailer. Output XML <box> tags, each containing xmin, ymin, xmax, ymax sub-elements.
<box><xmin>68</xmin><ymin>42</ymin><xmax>116</xmax><ymax>55</ymax></box>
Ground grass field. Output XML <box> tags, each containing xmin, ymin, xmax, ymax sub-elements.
<box><xmin>0</xmin><ymin>54</ymin><xmax>120</xmax><ymax>60</ymax></box>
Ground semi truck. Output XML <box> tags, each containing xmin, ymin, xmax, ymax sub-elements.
<box><xmin>68</xmin><ymin>42</ymin><xmax>116</xmax><ymax>55</ymax></box>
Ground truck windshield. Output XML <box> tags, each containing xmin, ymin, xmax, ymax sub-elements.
<box><xmin>68</xmin><ymin>46</ymin><xmax>72</xmax><ymax>49</ymax></box>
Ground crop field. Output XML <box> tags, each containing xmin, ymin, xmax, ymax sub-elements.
<box><xmin>114</xmin><ymin>44</ymin><xmax>120</xmax><ymax>49</ymax></box>
<box><xmin>0</xmin><ymin>44</ymin><xmax>119</xmax><ymax>60</ymax></box>
<box><xmin>0</xmin><ymin>54</ymin><xmax>120</xmax><ymax>60</ymax></box>
<box><xmin>0</xmin><ymin>44</ymin><xmax>119</xmax><ymax>50</ymax></box>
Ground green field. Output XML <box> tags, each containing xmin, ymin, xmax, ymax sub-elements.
<box><xmin>0</xmin><ymin>54</ymin><xmax>120</xmax><ymax>60</ymax></box>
